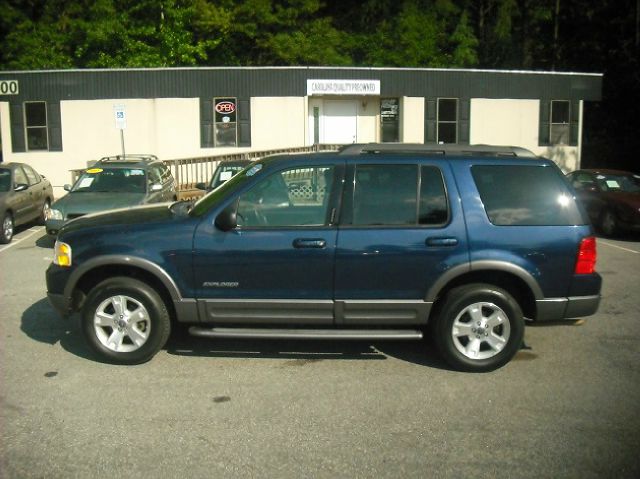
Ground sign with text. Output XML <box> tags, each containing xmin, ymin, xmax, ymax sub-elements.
<box><xmin>307</xmin><ymin>79</ymin><xmax>380</xmax><ymax>96</ymax></box>
<box><xmin>0</xmin><ymin>80</ymin><xmax>19</xmax><ymax>95</ymax></box>
<box><xmin>113</xmin><ymin>104</ymin><xmax>127</xmax><ymax>129</ymax></box>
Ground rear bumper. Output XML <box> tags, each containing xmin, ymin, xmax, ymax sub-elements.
<box><xmin>535</xmin><ymin>294</ymin><xmax>601</xmax><ymax>321</ymax></box>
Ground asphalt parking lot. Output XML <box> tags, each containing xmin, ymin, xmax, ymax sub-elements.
<box><xmin>1</xmin><ymin>226</ymin><xmax>639</xmax><ymax>478</ymax></box>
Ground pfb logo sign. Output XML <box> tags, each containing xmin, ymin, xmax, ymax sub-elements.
<box><xmin>0</xmin><ymin>80</ymin><xmax>19</xmax><ymax>95</ymax></box>
<box><xmin>215</xmin><ymin>101</ymin><xmax>236</xmax><ymax>114</ymax></box>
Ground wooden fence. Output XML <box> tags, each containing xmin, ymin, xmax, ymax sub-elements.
<box><xmin>70</xmin><ymin>144</ymin><xmax>342</xmax><ymax>201</ymax></box>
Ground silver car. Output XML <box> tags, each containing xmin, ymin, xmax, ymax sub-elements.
<box><xmin>0</xmin><ymin>162</ymin><xmax>54</xmax><ymax>243</ymax></box>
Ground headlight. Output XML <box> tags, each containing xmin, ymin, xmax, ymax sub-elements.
<box><xmin>53</xmin><ymin>240</ymin><xmax>72</xmax><ymax>267</ymax></box>
<box><xmin>48</xmin><ymin>209</ymin><xmax>63</xmax><ymax>220</ymax></box>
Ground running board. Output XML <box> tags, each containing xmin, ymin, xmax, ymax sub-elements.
<box><xmin>188</xmin><ymin>326</ymin><xmax>423</xmax><ymax>341</ymax></box>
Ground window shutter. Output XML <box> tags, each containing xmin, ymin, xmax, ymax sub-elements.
<box><xmin>238</xmin><ymin>99</ymin><xmax>251</xmax><ymax>147</ymax></box>
<box><xmin>569</xmin><ymin>100</ymin><xmax>579</xmax><ymax>146</ymax></box>
<box><xmin>10</xmin><ymin>103</ymin><xmax>25</xmax><ymax>152</ymax></box>
<box><xmin>459</xmin><ymin>99</ymin><xmax>470</xmax><ymax>145</ymax></box>
<box><xmin>425</xmin><ymin>99</ymin><xmax>436</xmax><ymax>143</ymax></box>
<box><xmin>539</xmin><ymin>100</ymin><xmax>550</xmax><ymax>146</ymax></box>
<box><xmin>47</xmin><ymin>102</ymin><xmax>63</xmax><ymax>151</ymax></box>
<box><xmin>200</xmin><ymin>98</ymin><xmax>214</xmax><ymax>148</ymax></box>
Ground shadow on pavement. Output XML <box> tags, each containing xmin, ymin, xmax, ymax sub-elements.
<box><xmin>21</xmin><ymin>297</ymin><xmax>95</xmax><ymax>361</ymax></box>
<box><xmin>23</xmin><ymin>297</ymin><xmax>452</xmax><ymax>370</ymax></box>
<box><xmin>35</xmin><ymin>233</ymin><xmax>55</xmax><ymax>249</ymax></box>
<box><xmin>166</xmin><ymin>324</ymin><xmax>452</xmax><ymax>369</ymax></box>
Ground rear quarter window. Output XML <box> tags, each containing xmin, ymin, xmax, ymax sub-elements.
<box><xmin>472</xmin><ymin>165</ymin><xmax>586</xmax><ymax>226</ymax></box>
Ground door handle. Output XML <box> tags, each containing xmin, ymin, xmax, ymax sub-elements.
<box><xmin>293</xmin><ymin>238</ymin><xmax>327</xmax><ymax>249</ymax></box>
<box><xmin>426</xmin><ymin>237</ymin><xmax>458</xmax><ymax>247</ymax></box>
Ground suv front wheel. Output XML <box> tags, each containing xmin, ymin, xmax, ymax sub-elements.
<box><xmin>81</xmin><ymin>277</ymin><xmax>171</xmax><ymax>365</ymax></box>
<box><xmin>434</xmin><ymin>284</ymin><xmax>524</xmax><ymax>372</ymax></box>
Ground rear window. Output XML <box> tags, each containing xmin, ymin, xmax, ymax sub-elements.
<box><xmin>0</xmin><ymin>168</ymin><xmax>10</xmax><ymax>192</ymax></box>
<box><xmin>472</xmin><ymin>165</ymin><xmax>585</xmax><ymax>226</ymax></box>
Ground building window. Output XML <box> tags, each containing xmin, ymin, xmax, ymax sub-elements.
<box><xmin>214</xmin><ymin>97</ymin><xmax>237</xmax><ymax>147</ymax></box>
<box><xmin>550</xmin><ymin>100</ymin><xmax>570</xmax><ymax>145</ymax></box>
<box><xmin>437</xmin><ymin>98</ymin><xmax>457</xmax><ymax>144</ymax></box>
<box><xmin>24</xmin><ymin>101</ymin><xmax>49</xmax><ymax>151</ymax></box>
<box><xmin>380</xmin><ymin>98</ymin><xmax>400</xmax><ymax>142</ymax></box>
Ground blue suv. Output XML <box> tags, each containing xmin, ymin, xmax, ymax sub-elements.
<box><xmin>46</xmin><ymin>145</ymin><xmax>601</xmax><ymax>371</ymax></box>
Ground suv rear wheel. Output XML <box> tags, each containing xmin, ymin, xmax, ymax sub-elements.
<box><xmin>434</xmin><ymin>284</ymin><xmax>524</xmax><ymax>372</ymax></box>
<box><xmin>81</xmin><ymin>277</ymin><xmax>171</xmax><ymax>365</ymax></box>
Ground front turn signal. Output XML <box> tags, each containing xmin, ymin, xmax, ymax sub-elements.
<box><xmin>54</xmin><ymin>241</ymin><xmax>72</xmax><ymax>267</ymax></box>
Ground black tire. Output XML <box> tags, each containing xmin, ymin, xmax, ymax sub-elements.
<box><xmin>81</xmin><ymin>277</ymin><xmax>171</xmax><ymax>365</ymax></box>
<box><xmin>433</xmin><ymin>283</ymin><xmax>524</xmax><ymax>372</ymax></box>
<box><xmin>1</xmin><ymin>212</ymin><xmax>14</xmax><ymax>244</ymax></box>
<box><xmin>599</xmin><ymin>209</ymin><xmax>618</xmax><ymax>237</ymax></box>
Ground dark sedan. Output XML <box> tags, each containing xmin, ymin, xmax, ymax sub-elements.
<box><xmin>0</xmin><ymin>162</ymin><xmax>54</xmax><ymax>243</ymax></box>
<box><xmin>567</xmin><ymin>168</ymin><xmax>640</xmax><ymax>236</ymax></box>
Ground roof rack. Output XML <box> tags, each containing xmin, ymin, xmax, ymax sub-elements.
<box><xmin>337</xmin><ymin>143</ymin><xmax>537</xmax><ymax>158</ymax></box>
<box><xmin>98</xmin><ymin>154</ymin><xmax>159</xmax><ymax>163</ymax></box>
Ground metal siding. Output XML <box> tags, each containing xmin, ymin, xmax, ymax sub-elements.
<box><xmin>0</xmin><ymin>68</ymin><xmax>602</xmax><ymax>102</ymax></box>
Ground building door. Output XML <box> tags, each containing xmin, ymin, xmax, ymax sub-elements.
<box><xmin>323</xmin><ymin>100</ymin><xmax>357</xmax><ymax>144</ymax></box>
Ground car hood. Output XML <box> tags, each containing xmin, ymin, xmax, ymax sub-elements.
<box><xmin>603</xmin><ymin>191</ymin><xmax>640</xmax><ymax>209</ymax></box>
<box><xmin>60</xmin><ymin>202</ymin><xmax>176</xmax><ymax>235</ymax></box>
<box><xmin>52</xmin><ymin>192</ymin><xmax>147</xmax><ymax>214</ymax></box>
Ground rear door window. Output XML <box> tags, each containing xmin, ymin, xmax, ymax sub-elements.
<box><xmin>348</xmin><ymin>164</ymin><xmax>448</xmax><ymax>226</ymax></box>
<box><xmin>472</xmin><ymin>165</ymin><xmax>585</xmax><ymax>226</ymax></box>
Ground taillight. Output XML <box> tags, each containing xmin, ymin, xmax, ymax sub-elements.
<box><xmin>575</xmin><ymin>236</ymin><xmax>597</xmax><ymax>274</ymax></box>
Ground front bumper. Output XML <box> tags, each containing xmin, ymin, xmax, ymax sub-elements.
<box><xmin>46</xmin><ymin>262</ymin><xmax>75</xmax><ymax>317</ymax></box>
<box><xmin>47</xmin><ymin>292</ymin><xmax>72</xmax><ymax>317</ymax></box>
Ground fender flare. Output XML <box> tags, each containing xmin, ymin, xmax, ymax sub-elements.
<box><xmin>425</xmin><ymin>260</ymin><xmax>544</xmax><ymax>302</ymax></box>
<box><xmin>64</xmin><ymin>255</ymin><xmax>183</xmax><ymax>301</ymax></box>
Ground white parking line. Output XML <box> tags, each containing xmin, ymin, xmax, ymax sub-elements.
<box><xmin>599</xmin><ymin>240</ymin><xmax>640</xmax><ymax>254</ymax></box>
<box><xmin>0</xmin><ymin>227</ymin><xmax>44</xmax><ymax>253</ymax></box>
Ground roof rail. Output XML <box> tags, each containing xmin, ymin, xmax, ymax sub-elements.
<box><xmin>337</xmin><ymin>143</ymin><xmax>537</xmax><ymax>158</ymax></box>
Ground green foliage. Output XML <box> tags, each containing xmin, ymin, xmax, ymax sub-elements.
<box><xmin>0</xmin><ymin>0</ymin><xmax>214</xmax><ymax>69</ymax></box>
<box><xmin>362</xmin><ymin>0</ymin><xmax>478</xmax><ymax>67</ymax></box>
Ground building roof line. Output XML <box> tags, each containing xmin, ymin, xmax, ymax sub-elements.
<box><xmin>0</xmin><ymin>66</ymin><xmax>604</xmax><ymax>77</ymax></box>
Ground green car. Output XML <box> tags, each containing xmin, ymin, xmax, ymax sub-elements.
<box><xmin>46</xmin><ymin>155</ymin><xmax>177</xmax><ymax>235</ymax></box>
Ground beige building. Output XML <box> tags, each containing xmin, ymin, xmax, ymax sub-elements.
<box><xmin>0</xmin><ymin>67</ymin><xmax>602</xmax><ymax>195</ymax></box>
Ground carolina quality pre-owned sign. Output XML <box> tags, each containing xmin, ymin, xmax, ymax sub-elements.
<box><xmin>307</xmin><ymin>79</ymin><xmax>380</xmax><ymax>96</ymax></box>
<box><xmin>0</xmin><ymin>80</ymin><xmax>19</xmax><ymax>95</ymax></box>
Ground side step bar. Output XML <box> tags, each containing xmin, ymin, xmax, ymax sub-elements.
<box><xmin>189</xmin><ymin>326</ymin><xmax>423</xmax><ymax>341</ymax></box>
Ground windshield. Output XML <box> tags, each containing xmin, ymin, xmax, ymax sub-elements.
<box><xmin>0</xmin><ymin>168</ymin><xmax>10</xmax><ymax>192</ymax></box>
<box><xmin>191</xmin><ymin>162</ymin><xmax>263</xmax><ymax>216</ymax></box>
<box><xmin>210</xmin><ymin>165</ymin><xmax>248</xmax><ymax>189</ymax></box>
<box><xmin>596</xmin><ymin>173</ymin><xmax>640</xmax><ymax>193</ymax></box>
<box><xmin>72</xmin><ymin>167</ymin><xmax>147</xmax><ymax>193</ymax></box>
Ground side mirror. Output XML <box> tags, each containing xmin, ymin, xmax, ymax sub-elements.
<box><xmin>195</xmin><ymin>182</ymin><xmax>207</xmax><ymax>191</ymax></box>
<box><xmin>64</xmin><ymin>184</ymin><xmax>72</xmax><ymax>191</ymax></box>
<box><xmin>215</xmin><ymin>202</ymin><xmax>238</xmax><ymax>231</ymax></box>
<box><xmin>14</xmin><ymin>183</ymin><xmax>28</xmax><ymax>192</ymax></box>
